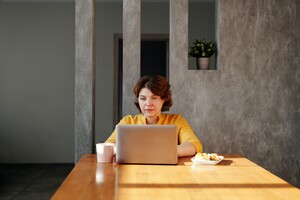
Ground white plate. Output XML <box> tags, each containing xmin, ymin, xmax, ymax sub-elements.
<box><xmin>191</xmin><ymin>156</ymin><xmax>224</xmax><ymax>165</ymax></box>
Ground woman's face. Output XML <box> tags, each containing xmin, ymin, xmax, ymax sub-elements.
<box><xmin>138</xmin><ymin>87</ymin><xmax>165</xmax><ymax>122</ymax></box>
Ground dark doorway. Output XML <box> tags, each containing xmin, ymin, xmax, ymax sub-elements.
<box><xmin>116</xmin><ymin>35</ymin><xmax>169</xmax><ymax>79</ymax></box>
<box><xmin>114</xmin><ymin>34</ymin><xmax>169</xmax><ymax>123</ymax></box>
<box><xmin>141</xmin><ymin>40</ymin><xmax>168</xmax><ymax>77</ymax></box>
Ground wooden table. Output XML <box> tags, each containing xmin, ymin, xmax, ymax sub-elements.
<box><xmin>52</xmin><ymin>154</ymin><xmax>300</xmax><ymax>200</ymax></box>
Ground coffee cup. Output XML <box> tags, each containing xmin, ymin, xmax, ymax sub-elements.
<box><xmin>96</xmin><ymin>143</ymin><xmax>114</xmax><ymax>163</ymax></box>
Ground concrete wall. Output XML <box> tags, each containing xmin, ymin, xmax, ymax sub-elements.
<box><xmin>170</xmin><ymin>0</ymin><xmax>300</xmax><ymax>187</ymax></box>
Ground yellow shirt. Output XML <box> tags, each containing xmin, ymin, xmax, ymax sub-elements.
<box><xmin>105</xmin><ymin>113</ymin><xmax>203</xmax><ymax>153</ymax></box>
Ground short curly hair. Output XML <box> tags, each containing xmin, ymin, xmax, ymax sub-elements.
<box><xmin>134</xmin><ymin>75</ymin><xmax>173</xmax><ymax>112</ymax></box>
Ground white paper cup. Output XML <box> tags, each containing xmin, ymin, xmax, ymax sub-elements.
<box><xmin>96</xmin><ymin>143</ymin><xmax>114</xmax><ymax>163</ymax></box>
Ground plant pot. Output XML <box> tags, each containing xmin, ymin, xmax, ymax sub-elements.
<box><xmin>196</xmin><ymin>57</ymin><xmax>210</xmax><ymax>70</ymax></box>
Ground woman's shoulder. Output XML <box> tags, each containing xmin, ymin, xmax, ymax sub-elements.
<box><xmin>161</xmin><ymin>113</ymin><xmax>190</xmax><ymax>127</ymax></box>
<box><xmin>161</xmin><ymin>113</ymin><xmax>186</xmax><ymax>121</ymax></box>
<box><xmin>162</xmin><ymin>113</ymin><xmax>182</xmax><ymax>118</ymax></box>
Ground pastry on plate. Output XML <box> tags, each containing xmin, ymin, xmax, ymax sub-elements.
<box><xmin>195</xmin><ymin>153</ymin><xmax>221</xmax><ymax>161</ymax></box>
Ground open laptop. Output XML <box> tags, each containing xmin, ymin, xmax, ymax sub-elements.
<box><xmin>116</xmin><ymin>124</ymin><xmax>178</xmax><ymax>164</ymax></box>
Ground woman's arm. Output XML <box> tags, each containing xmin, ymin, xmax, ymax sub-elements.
<box><xmin>177</xmin><ymin>142</ymin><xmax>196</xmax><ymax>157</ymax></box>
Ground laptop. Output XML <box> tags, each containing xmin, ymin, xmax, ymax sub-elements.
<box><xmin>116</xmin><ymin>124</ymin><xmax>178</xmax><ymax>164</ymax></box>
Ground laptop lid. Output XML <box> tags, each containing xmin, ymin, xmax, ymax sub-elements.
<box><xmin>116</xmin><ymin>124</ymin><xmax>178</xmax><ymax>164</ymax></box>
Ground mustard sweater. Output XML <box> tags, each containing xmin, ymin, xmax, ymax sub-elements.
<box><xmin>105</xmin><ymin>114</ymin><xmax>202</xmax><ymax>153</ymax></box>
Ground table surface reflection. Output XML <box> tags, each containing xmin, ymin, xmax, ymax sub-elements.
<box><xmin>51</xmin><ymin>154</ymin><xmax>300</xmax><ymax>200</ymax></box>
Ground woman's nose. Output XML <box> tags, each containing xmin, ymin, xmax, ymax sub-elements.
<box><xmin>145</xmin><ymin>98</ymin><xmax>152</xmax><ymax>105</ymax></box>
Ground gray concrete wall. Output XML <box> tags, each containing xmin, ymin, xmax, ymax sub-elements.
<box><xmin>170</xmin><ymin>0</ymin><xmax>300</xmax><ymax>187</ymax></box>
<box><xmin>75</xmin><ymin>0</ymin><xmax>95</xmax><ymax>163</ymax></box>
<box><xmin>122</xmin><ymin>0</ymin><xmax>141</xmax><ymax>118</ymax></box>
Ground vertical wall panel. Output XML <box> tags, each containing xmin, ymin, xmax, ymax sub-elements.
<box><xmin>122</xmin><ymin>0</ymin><xmax>141</xmax><ymax>117</ymax></box>
<box><xmin>75</xmin><ymin>0</ymin><xmax>95</xmax><ymax>163</ymax></box>
<box><xmin>169</xmin><ymin>0</ymin><xmax>189</xmax><ymax>112</ymax></box>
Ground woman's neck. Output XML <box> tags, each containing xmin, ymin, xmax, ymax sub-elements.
<box><xmin>145</xmin><ymin>116</ymin><xmax>159</xmax><ymax>124</ymax></box>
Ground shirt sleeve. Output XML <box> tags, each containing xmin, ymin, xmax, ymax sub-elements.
<box><xmin>105</xmin><ymin>130</ymin><xmax>117</xmax><ymax>143</ymax></box>
<box><xmin>105</xmin><ymin>116</ymin><xmax>128</xmax><ymax>143</ymax></box>
<box><xmin>177</xmin><ymin>115</ymin><xmax>203</xmax><ymax>153</ymax></box>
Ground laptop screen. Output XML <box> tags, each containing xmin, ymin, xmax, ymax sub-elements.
<box><xmin>116</xmin><ymin>124</ymin><xmax>178</xmax><ymax>164</ymax></box>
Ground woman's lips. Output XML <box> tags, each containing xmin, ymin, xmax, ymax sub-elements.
<box><xmin>145</xmin><ymin>109</ymin><xmax>154</xmax><ymax>112</ymax></box>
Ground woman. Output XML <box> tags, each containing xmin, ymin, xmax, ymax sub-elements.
<box><xmin>106</xmin><ymin>75</ymin><xmax>202</xmax><ymax>157</ymax></box>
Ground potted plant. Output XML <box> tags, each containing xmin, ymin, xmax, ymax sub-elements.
<box><xmin>188</xmin><ymin>39</ymin><xmax>217</xmax><ymax>70</ymax></box>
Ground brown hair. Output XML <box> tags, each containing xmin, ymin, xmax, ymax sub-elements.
<box><xmin>134</xmin><ymin>75</ymin><xmax>173</xmax><ymax>112</ymax></box>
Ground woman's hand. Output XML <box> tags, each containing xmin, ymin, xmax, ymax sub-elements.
<box><xmin>177</xmin><ymin>142</ymin><xmax>196</xmax><ymax>157</ymax></box>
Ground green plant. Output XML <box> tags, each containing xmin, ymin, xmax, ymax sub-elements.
<box><xmin>188</xmin><ymin>39</ymin><xmax>217</xmax><ymax>57</ymax></box>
